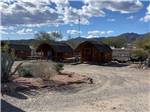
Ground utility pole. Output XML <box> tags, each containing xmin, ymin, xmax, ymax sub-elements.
<box><xmin>78</xmin><ymin>16</ymin><xmax>81</xmax><ymax>37</ymax></box>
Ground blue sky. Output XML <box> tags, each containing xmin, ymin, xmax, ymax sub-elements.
<box><xmin>0</xmin><ymin>0</ymin><xmax>150</xmax><ymax>40</ymax></box>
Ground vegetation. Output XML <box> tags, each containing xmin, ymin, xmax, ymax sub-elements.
<box><xmin>55</xmin><ymin>63</ymin><xmax>64</xmax><ymax>73</ymax></box>
<box><xmin>134</xmin><ymin>36</ymin><xmax>150</xmax><ymax>53</ymax></box>
<box><xmin>34</xmin><ymin>31</ymin><xmax>62</xmax><ymax>41</ymax></box>
<box><xmin>17</xmin><ymin>61</ymin><xmax>58</xmax><ymax>80</ymax></box>
<box><xmin>33</xmin><ymin>31</ymin><xmax>62</xmax><ymax>48</ymax></box>
<box><xmin>1</xmin><ymin>52</ymin><xmax>14</xmax><ymax>82</ymax></box>
<box><xmin>130</xmin><ymin>50</ymin><xmax>148</xmax><ymax>61</ymax></box>
<box><xmin>1</xmin><ymin>43</ymin><xmax>17</xmax><ymax>82</ymax></box>
<box><xmin>2</xmin><ymin>42</ymin><xmax>16</xmax><ymax>59</ymax></box>
<box><xmin>18</xmin><ymin>65</ymin><xmax>32</xmax><ymax>77</ymax></box>
<box><xmin>102</xmin><ymin>36</ymin><xmax>127</xmax><ymax>48</ymax></box>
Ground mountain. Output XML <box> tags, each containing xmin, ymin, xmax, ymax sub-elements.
<box><xmin>1</xmin><ymin>32</ymin><xmax>150</xmax><ymax>49</ymax></box>
<box><xmin>1</xmin><ymin>39</ymin><xmax>35</xmax><ymax>45</ymax></box>
<box><xmin>66</xmin><ymin>32</ymin><xmax>150</xmax><ymax>49</ymax></box>
<box><xmin>66</xmin><ymin>37</ymin><xmax>87</xmax><ymax>49</ymax></box>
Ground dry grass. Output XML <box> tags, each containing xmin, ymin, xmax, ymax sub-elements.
<box><xmin>20</xmin><ymin>61</ymin><xmax>58</xmax><ymax>80</ymax></box>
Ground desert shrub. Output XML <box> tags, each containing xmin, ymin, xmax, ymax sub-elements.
<box><xmin>23</xmin><ymin>61</ymin><xmax>58</xmax><ymax>80</ymax></box>
<box><xmin>144</xmin><ymin>58</ymin><xmax>150</xmax><ymax>67</ymax></box>
<box><xmin>131</xmin><ymin>50</ymin><xmax>148</xmax><ymax>61</ymax></box>
<box><xmin>55</xmin><ymin>63</ymin><xmax>64</xmax><ymax>73</ymax></box>
<box><xmin>18</xmin><ymin>65</ymin><xmax>32</xmax><ymax>77</ymax></box>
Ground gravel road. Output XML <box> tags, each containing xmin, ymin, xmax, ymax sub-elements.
<box><xmin>2</xmin><ymin>63</ymin><xmax>150</xmax><ymax>112</ymax></box>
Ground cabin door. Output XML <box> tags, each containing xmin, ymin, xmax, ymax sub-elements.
<box><xmin>83</xmin><ymin>48</ymin><xmax>93</xmax><ymax>61</ymax></box>
<box><xmin>47</xmin><ymin>50</ymin><xmax>53</xmax><ymax>60</ymax></box>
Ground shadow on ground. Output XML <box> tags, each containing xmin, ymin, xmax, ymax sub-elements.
<box><xmin>70</xmin><ymin>61</ymin><xmax>129</xmax><ymax>67</ymax></box>
<box><xmin>43</xmin><ymin>80</ymin><xmax>87</xmax><ymax>94</ymax></box>
<box><xmin>1</xmin><ymin>99</ymin><xmax>25</xmax><ymax>112</ymax></box>
<box><xmin>2</xmin><ymin>83</ymin><xmax>40</xmax><ymax>99</ymax></box>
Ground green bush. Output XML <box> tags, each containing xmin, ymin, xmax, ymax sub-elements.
<box><xmin>55</xmin><ymin>63</ymin><xmax>64</xmax><ymax>73</ymax></box>
<box><xmin>18</xmin><ymin>65</ymin><xmax>32</xmax><ymax>77</ymax></box>
<box><xmin>131</xmin><ymin>50</ymin><xmax>148</xmax><ymax>60</ymax></box>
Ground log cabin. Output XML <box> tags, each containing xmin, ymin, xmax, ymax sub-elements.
<box><xmin>1</xmin><ymin>42</ymin><xmax>31</xmax><ymax>59</ymax></box>
<box><xmin>76</xmin><ymin>41</ymin><xmax>112</xmax><ymax>63</ymax></box>
<box><xmin>36</xmin><ymin>42</ymin><xmax>73</xmax><ymax>61</ymax></box>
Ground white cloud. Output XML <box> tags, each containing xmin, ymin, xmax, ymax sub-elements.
<box><xmin>140</xmin><ymin>4</ymin><xmax>150</xmax><ymax>22</ymax></box>
<box><xmin>1</xmin><ymin>0</ymin><xmax>59</xmax><ymax>25</ymax></box>
<box><xmin>87</xmin><ymin>30</ymin><xmax>114</xmax><ymax>38</ymax></box>
<box><xmin>127</xmin><ymin>15</ymin><xmax>134</xmax><ymax>20</ymax></box>
<box><xmin>84</xmin><ymin>0</ymin><xmax>143</xmax><ymax>14</ymax></box>
<box><xmin>0</xmin><ymin>26</ymin><xmax>7</xmax><ymax>30</ymax></box>
<box><xmin>0</xmin><ymin>30</ymin><xmax>9</xmax><ymax>34</ymax></box>
<box><xmin>88</xmin><ymin>30</ymin><xmax>104</xmax><ymax>36</ymax></box>
<box><xmin>16</xmin><ymin>28</ymin><xmax>34</xmax><ymax>34</ymax></box>
<box><xmin>67</xmin><ymin>30</ymin><xmax>82</xmax><ymax>35</ymax></box>
<box><xmin>0</xmin><ymin>0</ymin><xmax>143</xmax><ymax>26</ymax></box>
<box><xmin>106</xmin><ymin>30</ymin><xmax>114</xmax><ymax>34</ymax></box>
<box><xmin>0</xmin><ymin>25</ymin><xmax>15</xmax><ymax>30</ymax></box>
<box><xmin>107</xmin><ymin>18</ymin><xmax>115</xmax><ymax>22</ymax></box>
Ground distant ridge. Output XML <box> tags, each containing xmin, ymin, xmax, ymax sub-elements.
<box><xmin>66</xmin><ymin>32</ymin><xmax>150</xmax><ymax>49</ymax></box>
<box><xmin>1</xmin><ymin>32</ymin><xmax>150</xmax><ymax>49</ymax></box>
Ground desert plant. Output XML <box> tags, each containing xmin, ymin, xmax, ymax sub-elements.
<box><xmin>21</xmin><ymin>61</ymin><xmax>58</xmax><ymax>80</ymax></box>
<box><xmin>144</xmin><ymin>58</ymin><xmax>150</xmax><ymax>67</ymax></box>
<box><xmin>1</xmin><ymin>53</ymin><xmax>14</xmax><ymax>82</ymax></box>
<box><xmin>55</xmin><ymin>63</ymin><xmax>64</xmax><ymax>73</ymax></box>
<box><xmin>131</xmin><ymin>50</ymin><xmax>148</xmax><ymax>61</ymax></box>
<box><xmin>1</xmin><ymin>52</ymin><xmax>23</xmax><ymax>82</ymax></box>
<box><xmin>18</xmin><ymin>65</ymin><xmax>32</xmax><ymax>77</ymax></box>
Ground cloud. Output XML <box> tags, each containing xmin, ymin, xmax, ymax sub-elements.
<box><xmin>127</xmin><ymin>15</ymin><xmax>134</xmax><ymax>19</ymax></box>
<box><xmin>67</xmin><ymin>30</ymin><xmax>82</xmax><ymax>35</ymax></box>
<box><xmin>0</xmin><ymin>0</ymin><xmax>143</xmax><ymax>26</ymax></box>
<box><xmin>84</xmin><ymin>0</ymin><xmax>143</xmax><ymax>14</ymax></box>
<box><xmin>106</xmin><ymin>30</ymin><xmax>114</xmax><ymax>34</ymax></box>
<box><xmin>87</xmin><ymin>30</ymin><xmax>114</xmax><ymax>38</ymax></box>
<box><xmin>1</xmin><ymin>0</ymin><xmax>59</xmax><ymax>25</ymax></box>
<box><xmin>0</xmin><ymin>30</ymin><xmax>9</xmax><ymax>34</ymax></box>
<box><xmin>107</xmin><ymin>18</ymin><xmax>115</xmax><ymax>22</ymax></box>
<box><xmin>140</xmin><ymin>4</ymin><xmax>150</xmax><ymax>22</ymax></box>
<box><xmin>16</xmin><ymin>28</ymin><xmax>34</xmax><ymax>34</ymax></box>
<box><xmin>0</xmin><ymin>25</ymin><xmax>15</xmax><ymax>30</ymax></box>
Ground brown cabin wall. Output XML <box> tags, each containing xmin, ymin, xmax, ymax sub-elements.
<box><xmin>79</xmin><ymin>43</ymin><xmax>112</xmax><ymax>62</ymax></box>
<box><xmin>63</xmin><ymin>52</ymin><xmax>73</xmax><ymax>59</ymax></box>
<box><xmin>15</xmin><ymin>50</ymin><xmax>31</xmax><ymax>58</ymax></box>
<box><xmin>105</xmin><ymin>52</ymin><xmax>112</xmax><ymax>61</ymax></box>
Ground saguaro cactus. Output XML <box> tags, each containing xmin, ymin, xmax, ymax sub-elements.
<box><xmin>1</xmin><ymin>53</ymin><xmax>14</xmax><ymax>82</ymax></box>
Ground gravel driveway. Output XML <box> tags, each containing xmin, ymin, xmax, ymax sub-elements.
<box><xmin>2</xmin><ymin>63</ymin><xmax>150</xmax><ymax>112</ymax></box>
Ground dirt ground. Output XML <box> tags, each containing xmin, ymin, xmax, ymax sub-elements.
<box><xmin>1</xmin><ymin>62</ymin><xmax>150</xmax><ymax>112</ymax></box>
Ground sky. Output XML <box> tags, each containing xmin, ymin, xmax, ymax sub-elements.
<box><xmin>0</xmin><ymin>0</ymin><xmax>150</xmax><ymax>40</ymax></box>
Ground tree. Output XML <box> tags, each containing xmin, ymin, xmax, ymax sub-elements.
<box><xmin>131</xmin><ymin>50</ymin><xmax>148</xmax><ymax>59</ymax></box>
<box><xmin>33</xmin><ymin>31</ymin><xmax>62</xmax><ymax>48</ymax></box>
<box><xmin>102</xmin><ymin>36</ymin><xmax>127</xmax><ymax>48</ymax></box>
<box><xmin>134</xmin><ymin>36</ymin><xmax>150</xmax><ymax>54</ymax></box>
<box><xmin>34</xmin><ymin>31</ymin><xmax>62</xmax><ymax>42</ymax></box>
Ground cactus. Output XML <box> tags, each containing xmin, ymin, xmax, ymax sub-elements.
<box><xmin>1</xmin><ymin>52</ymin><xmax>14</xmax><ymax>82</ymax></box>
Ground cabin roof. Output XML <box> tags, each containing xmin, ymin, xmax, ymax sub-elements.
<box><xmin>1</xmin><ymin>42</ymin><xmax>31</xmax><ymax>51</ymax></box>
<box><xmin>77</xmin><ymin>40</ymin><xmax>112</xmax><ymax>53</ymax></box>
<box><xmin>36</xmin><ymin>42</ymin><xmax>73</xmax><ymax>53</ymax></box>
<box><xmin>9</xmin><ymin>44</ymin><xmax>31</xmax><ymax>51</ymax></box>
